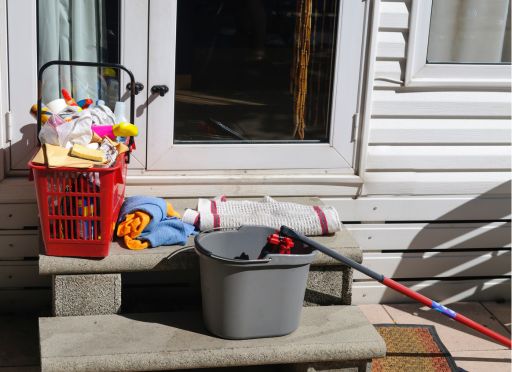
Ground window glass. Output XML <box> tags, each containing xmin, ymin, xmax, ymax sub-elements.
<box><xmin>37</xmin><ymin>0</ymin><xmax>121</xmax><ymax>108</ymax></box>
<box><xmin>174</xmin><ymin>0</ymin><xmax>339</xmax><ymax>143</ymax></box>
<box><xmin>427</xmin><ymin>0</ymin><xmax>511</xmax><ymax>64</ymax></box>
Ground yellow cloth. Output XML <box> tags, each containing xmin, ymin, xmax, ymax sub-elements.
<box><xmin>117</xmin><ymin>202</ymin><xmax>180</xmax><ymax>250</ymax></box>
<box><xmin>167</xmin><ymin>203</ymin><xmax>181</xmax><ymax>218</ymax></box>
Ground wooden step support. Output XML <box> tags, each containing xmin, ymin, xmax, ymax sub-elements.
<box><xmin>39</xmin><ymin>306</ymin><xmax>386</xmax><ymax>372</ymax></box>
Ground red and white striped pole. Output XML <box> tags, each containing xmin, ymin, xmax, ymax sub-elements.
<box><xmin>280</xmin><ymin>226</ymin><xmax>512</xmax><ymax>349</ymax></box>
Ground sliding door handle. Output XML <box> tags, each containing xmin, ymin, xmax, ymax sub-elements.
<box><xmin>126</xmin><ymin>82</ymin><xmax>144</xmax><ymax>95</ymax></box>
<box><xmin>151</xmin><ymin>85</ymin><xmax>169</xmax><ymax>97</ymax></box>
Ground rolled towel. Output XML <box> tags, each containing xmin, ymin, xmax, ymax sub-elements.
<box><xmin>182</xmin><ymin>196</ymin><xmax>341</xmax><ymax>236</ymax></box>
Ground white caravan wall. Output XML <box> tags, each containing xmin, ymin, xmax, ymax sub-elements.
<box><xmin>349</xmin><ymin>0</ymin><xmax>511</xmax><ymax>304</ymax></box>
<box><xmin>0</xmin><ymin>0</ymin><xmax>510</xmax><ymax>311</ymax></box>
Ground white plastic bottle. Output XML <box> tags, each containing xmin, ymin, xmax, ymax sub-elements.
<box><xmin>113</xmin><ymin>101</ymin><xmax>128</xmax><ymax>143</ymax></box>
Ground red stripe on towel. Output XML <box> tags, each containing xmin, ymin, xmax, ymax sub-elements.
<box><xmin>211</xmin><ymin>200</ymin><xmax>220</xmax><ymax>228</ymax></box>
<box><xmin>313</xmin><ymin>206</ymin><xmax>328</xmax><ymax>235</ymax></box>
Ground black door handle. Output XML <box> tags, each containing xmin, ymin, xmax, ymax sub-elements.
<box><xmin>126</xmin><ymin>82</ymin><xmax>144</xmax><ymax>95</ymax></box>
<box><xmin>151</xmin><ymin>85</ymin><xmax>169</xmax><ymax>97</ymax></box>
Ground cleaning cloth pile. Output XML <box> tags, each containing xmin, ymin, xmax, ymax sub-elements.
<box><xmin>182</xmin><ymin>196</ymin><xmax>341</xmax><ymax>236</ymax></box>
<box><xmin>117</xmin><ymin>196</ymin><xmax>195</xmax><ymax>250</ymax></box>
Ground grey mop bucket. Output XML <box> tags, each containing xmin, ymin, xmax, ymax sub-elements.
<box><xmin>194</xmin><ymin>225</ymin><xmax>316</xmax><ymax>340</ymax></box>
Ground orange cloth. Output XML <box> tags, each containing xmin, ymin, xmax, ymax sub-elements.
<box><xmin>123</xmin><ymin>235</ymin><xmax>150</xmax><ymax>250</ymax></box>
<box><xmin>117</xmin><ymin>211</ymin><xmax>151</xmax><ymax>250</ymax></box>
<box><xmin>117</xmin><ymin>202</ymin><xmax>180</xmax><ymax>250</ymax></box>
<box><xmin>117</xmin><ymin>211</ymin><xmax>151</xmax><ymax>238</ymax></box>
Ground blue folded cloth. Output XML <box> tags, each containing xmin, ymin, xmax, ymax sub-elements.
<box><xmin>118</xmin><ymin>196</ymin><xmax>196</xmax><ymax>247</ymax></box>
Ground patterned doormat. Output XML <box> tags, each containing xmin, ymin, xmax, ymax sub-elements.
<box><xmin>373</xmin><ymin>324</ymin><xmax>458</xmax><ymax>372</ymax></box>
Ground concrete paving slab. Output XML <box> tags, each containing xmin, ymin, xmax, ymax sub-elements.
<box><xmin>170</xmin><ymin>367</ymin><xmax>279</xmax><ymax>372</ymax></box>
<box><xmin>357</xmin><ymin>305</ymin><xmax>394</xmax><ymax>324</ymax></box>
<box><xmin>39</xmin><ymin>306</ymin><xmax>385</xmax><ymax>372</ymax></box>
<box><xmin>452</xmin><ymin>349</ymin><xmax>511</xmax><ymax>372</ymax></box>
<box><xmin>482</xmin><ymin>301</ymin><xmax>511</xmax><ymax>333</ymax></box>
<box><xmin>384</xmin><ymin>302</ymin><xmax>510</xmax><ymax>351</ymax></box>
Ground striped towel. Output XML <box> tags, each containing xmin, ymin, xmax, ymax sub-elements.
<box><xmin>182</xmin><ymin>196</ymin><xmax>341</xmax><ymax>236</ymax></box>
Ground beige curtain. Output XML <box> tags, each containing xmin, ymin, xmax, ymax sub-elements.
<box><xmin>38</xmin><ymin>0</ymin><xmax>106</xmax><ymax>102</ymax></box>
<box><xmin>428</xmin><ymin>0</ymin><xmax>511</xmax><ymax>63</ymax></box>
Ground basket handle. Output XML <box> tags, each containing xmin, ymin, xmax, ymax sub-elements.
<box><xmin>37</xmin><ymin>60</ymin><xmax>137</xmax><ymax>164</ymax></box>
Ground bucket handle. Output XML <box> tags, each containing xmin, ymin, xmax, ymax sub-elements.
<box><xmin>195</xmin><ymin>227</ymin><xmax>272</xmax><ymax>264</ymax></box>
<box><xmin>205</xmin><ymin>252</ymin><xmax>271</xmax><ymax>265</ymax></box>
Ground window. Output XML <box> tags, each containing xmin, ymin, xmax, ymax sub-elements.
<box><xmin>174</xmin><ymin>0</ymin><xmax>337</xmax><ymax>144</ymax></box>
<box><xmin>428</xmin><ymin>0</ymin><xmax>510</xmax><ymax>64</ymax></box>
<box><xmin>405</xmin><ymin>0</ymin><xmax>511</xmax><ymax>88</ymax></box>
<box><xmin>146</xmin><ymin>0</ymin><xmax>367</xmax><ymax>170</ymax></box>
<box><xmin>38</xmin><ymin>0</ymin><xmax>121</xmax><ymax>106</ymax></box>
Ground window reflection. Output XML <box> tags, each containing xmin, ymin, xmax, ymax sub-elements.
<box><xmin>174</xmin><ymin>0</ymin><xmax>339</xmax><ymax>143</ymax></box>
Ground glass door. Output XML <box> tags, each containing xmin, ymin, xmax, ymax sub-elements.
<box><xmin>6</xmin><ymin>0</ymin><xmax>147</xmax><ymax>171</ymax></box>
<box><xmin>147</xmin><ymin>0</ymin><xmax>367</xmax><ymax>171</ymax></box>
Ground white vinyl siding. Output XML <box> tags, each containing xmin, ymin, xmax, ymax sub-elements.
<box><xmin>0</xmin><ymin>0</ymin><xmax>7</xmax><ymax>181</ymax></box>
<box><xmin>369</xmin><ymin>119</ymin><xmax>511</xmax><ymax>145</ymax></box>
<box><xmin>354</xmin><ymin>0</ymin><xmax>511</xmax><ymax>304</ymax></box>
<box><xmin>366</xmin><ymin>0</ymin><xmax>512</xmax><ymax>194</ymax></box>
<box><xmin>0</xmin><ymin>187</ymin><xmax>509</xmax><ymax>311</ymax></box>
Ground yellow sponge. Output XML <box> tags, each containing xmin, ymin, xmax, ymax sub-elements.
<box><xmin>113</xmin><ymin>122</ymin><xmax>138</xmax><ymax>137</ymax></box>
<box><xmin>70</xmin><ymin>144</ymin><xmax>106</xmax><ymax>162</ymax></box>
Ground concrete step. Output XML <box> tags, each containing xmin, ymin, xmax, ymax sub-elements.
<box><xmin>39</xmin><ymin>195</ymin><xmax>360</xmax><ymax>276</ymax></box>
<box><xmin>39</xmin><ymin>306</ymin><xmax>386</xmax><ymax>372</ymax></box>
<box><xmin>39</xmin><ymin>224</ymin><xmax>363</xmax><ymax>315</ymax></box>
<box><xmin>39</xmin><ymin>227</ymin><xmax>362</xmax><ymax>276</ymax></box>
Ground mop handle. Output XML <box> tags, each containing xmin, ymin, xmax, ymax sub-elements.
<box><xmin>279</xmin><ymin>226</ymin><xmax>512</xmax><ymax>349</ymax></box>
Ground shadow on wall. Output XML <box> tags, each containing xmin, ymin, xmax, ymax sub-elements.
<box><xmin>377</xmin><ymin>181</ymin><xmax>511</xmax><ymax>304</ymax></box>
<box><xmin>7</xmin><ymin>123</ymin><xmax>38</xmax><ymax>171</ymax></box>
<box><xmin>0</xmin><ymin>147</ymin><xmax>4</xmax><ymax>179</ymax></box>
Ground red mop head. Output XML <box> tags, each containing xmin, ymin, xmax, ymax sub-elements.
<box><xmin>266</xmin><ymin>233</ymin><xmax>295</xmax><ymax>254</ymax></box>
<box><xmin>267</xmin><ymin>233</ymin><xmax>281</xmax><ymax>246</ymax></box>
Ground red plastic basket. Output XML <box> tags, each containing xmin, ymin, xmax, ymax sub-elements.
<box><xmin>32</xmin><ymin>60</ymin><xmax>137</xmax><ymax>257</ymax></box>
<box><xmin>29</xmin><ymin>153</ymin><xmax>128</xmax><ymax>257</ymax></box>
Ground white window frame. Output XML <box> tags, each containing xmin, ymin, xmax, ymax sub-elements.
<box><xmin>405</xmin><ymin>0</ymin><xmax>511</xmax><ymax>89</ymax></box>
<box><xmin>146</xmin><ymin>0</ymin><xmax>368</xmax><ymax>171</ymax></box>
<box><xmin>0</xmin><ymin>0</ymin><xmax>8</xmax><ymax>181</ymax></box>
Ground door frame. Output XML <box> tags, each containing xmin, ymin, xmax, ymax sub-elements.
<box><xmin>3</xmin><ymin>0</ymin><xmax>373</xmax><ymax>193</ymax></box>
<box><xmin>146</xmin><ymin>0</ymin><xmax>369</xmax><ymax>171</ymax></box>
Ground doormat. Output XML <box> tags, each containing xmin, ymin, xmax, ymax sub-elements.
<box><xmin>372</xmin><ymin>324</ymin><xmax>458</xmax><ymax>372</ymax></box>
